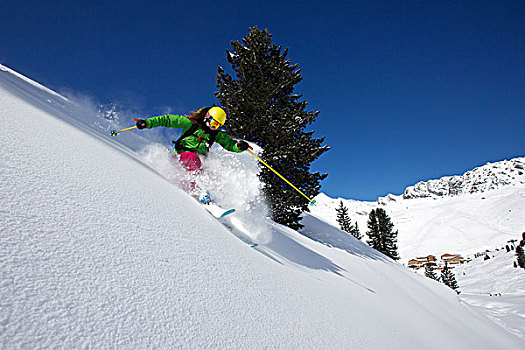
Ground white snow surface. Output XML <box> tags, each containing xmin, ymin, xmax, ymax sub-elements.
<box><xmin>312</xmin><ymin>168</ymin><xmax>525</xmax><ymax>261</ymax></box>
<box><xmin>455</xmin><ymin>249</ymin><xmax>525</xmax><ymax>339</ymax></box>
<box><xmin>1</xmin><ymin>64</ymin><xmax>523</xmax><ymax>348</ymax></box>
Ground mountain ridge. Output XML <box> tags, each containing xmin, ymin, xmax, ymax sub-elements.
<box><xmin>380</xmin><ymin>157</ymin><xmax>525</xmax><ymax>203</ymax></box>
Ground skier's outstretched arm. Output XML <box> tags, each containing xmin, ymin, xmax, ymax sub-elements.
<box><xmin>136</xmin><ymin>114</ymin><xmax>192</xmax><ymax>130</ymax></box>
<box><xmin>216</xmin><ymin>132</ymin><xmax>247</xmax><ymax>153</ymax></box>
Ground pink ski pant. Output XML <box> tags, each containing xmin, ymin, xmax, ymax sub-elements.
<box><xmin>176</xmin><ymin>152</ymin><xmax>203</xmax><ymax>173</ymax></box>
<box><xmin>174</xmin><ymin>152</ymin><xmax>203</xmax><ymax>191</ymax></box>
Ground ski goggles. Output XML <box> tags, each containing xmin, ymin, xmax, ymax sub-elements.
<box><xmin>207</xmin><ymin>115</ymin><xmax>223</xmax><ymax>129</ymax></box>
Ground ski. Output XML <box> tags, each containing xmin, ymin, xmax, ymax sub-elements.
<box><xmin>202</xmin><ymin>203</ymin><xmax>236</xmax><ymax>219</ymax></box>
<box><xmin>196</xmin><ymin>199</ymin><xmax>258</xmax><ymax>248</ymax></box>
<box><xmin>219</xmin><ymin>208</ymin><xmax>236</xmax><ymax>218</ymax></box>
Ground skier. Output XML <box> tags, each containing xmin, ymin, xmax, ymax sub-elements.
<box><xmin>135</xmin><ymin>107</ymin><xmax>249</xmax><ymax>204</ymax></box>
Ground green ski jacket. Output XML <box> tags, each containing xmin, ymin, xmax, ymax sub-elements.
<box><xmin>145</xmin><ymin>114</ymin><xmax>243</xmax><ymax>155</ymax></box>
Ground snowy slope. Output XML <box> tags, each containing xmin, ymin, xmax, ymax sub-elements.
<box><xmin>455</xmin><ymin>248</ymin><xmax>525</xmax><ymax>339</ymax></box>
<box><xmin>1</xmin><ymin>64</ymin><xmax>523</xmax><ymax>348</ymax></box>
<box><xmin>312</xmin><ymin>161</ymin><xmax>525</xmax><ymax>260</ymax></box>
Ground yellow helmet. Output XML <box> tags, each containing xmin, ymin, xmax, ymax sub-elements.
<box><xmin>206</xmin><ymin>106</ymin><xmax>227</xmax><ymax>127</ymax></box>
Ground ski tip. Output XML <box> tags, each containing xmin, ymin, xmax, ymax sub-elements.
<box><xmin>219</xmin><ymin>209</ymin><xmax>236</xmax><ymax>218</ymax></box>
<box><xmin>309</xmin><ymin>199</ymin><xmax>316</xmax><ymax>206</ymax></box>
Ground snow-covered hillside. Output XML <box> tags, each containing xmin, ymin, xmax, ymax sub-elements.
<box><xmin>455</xmin><ymin>247</ymin><xmax>525</xmax><ymax>339</ymax></box>
<box><xmin>1</xmin><ymin>64</ymin><xmax>523</xmax><ymax>348</ymax></box>
<box><xmin>309</xmin><ymin>148</ymin><xmax>525</xmax><ymax>345</ymax></box>
<box><xmin>312</xmin><ymin>159</ymin><xmax>525</xmax><ymax>261</ymax></box>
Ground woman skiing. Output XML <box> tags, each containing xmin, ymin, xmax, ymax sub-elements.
<box><xmin>135</xmin><ymin>106</ymin><xmax>249</xmax><ymax>204</ymax></box>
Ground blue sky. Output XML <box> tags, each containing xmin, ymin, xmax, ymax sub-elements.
<box><xmin>1</xmin><ymin>0</ymin><xmax>523</xmax><ymax>200</ymax></box>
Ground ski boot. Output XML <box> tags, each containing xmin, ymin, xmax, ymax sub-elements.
<box><xmin>199</xmin><ymin>193</ymin><xmax>211</xmax><ymax>205</ymax></box>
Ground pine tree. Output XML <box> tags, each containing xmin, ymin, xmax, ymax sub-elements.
<box><xmin>366</xmin><ymin>208</ymin><xmax>400</xmax><ymax>260</ymax></box>
<box><xmin>424</xmin><ymin>264</ymin><xmax>439</xmax><ymax>281</ymax></box>
<box><xmin>352</xmin><ymin>222</ymin><xmax>363</xmax><ymax>240</ymax></box>
<box><xmin>377</xmin><ymin>208</ymin><xmax>400</xmax><ymax>260</ymax></box>
<box><xmin>441</xmin><ymin>263</ymin><xmax>460</xmax><ymax>294</ymax></box>
<box><xmin>517</xmin><ymin>232</ymin><xmax>525</xmax><ymax>269</ymax></box>
<box><xmin>336</xmin><ymin>201</ymin><xmax>353</xmax><ymax>233</ymax></box>
<box><xmin>366</xmin><ymin>209</ymin><xmax>380</xmax><ymax>248</ymax></box>
<box><xmin>516</xmin><ymin>246</ymin><xmax>525</xmax><ymax>268</ymax></box>
<box><xmin>215</xmin><ymin>27</ymin><xmax>330</xmax><ymax>230</ymax></box>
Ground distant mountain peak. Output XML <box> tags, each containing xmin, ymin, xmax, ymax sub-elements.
<box><xmin>381</xmin><ymin>157</ymin><xmax>525</xmax><ymax>203</ymax></box>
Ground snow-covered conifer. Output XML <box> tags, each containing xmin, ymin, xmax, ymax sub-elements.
<box><xmin>424</xmin><ymin>264</ymin><xmax>439</xmax><ymax>281</ymax></box>
<box><xmin>516</xmin><ymin>235</ymin><xmax>525</xmax><ymax>268</ymax></box>
<box><xmin>352</xmin><ymin>222</ymin><xmax>363</xmax><ymax>240</ymax></box>
<box><xmin>336</xmin><ymin>201</ymin><xmax>352</xmax><ymax>233</ymax></box>
<box><xmin>215</xmin><ymin>27</ymin><xmax>329</xmax><ymax>230</ymax></box>
<box><xmin>366</xmin><ymin>208</ymin><xmax>400</xmax><ymax>260</ymax></box>
<box><xmin>441</xmin><ymin>263</ymin><xmax>460</xmax><ymax>294</ymax></box>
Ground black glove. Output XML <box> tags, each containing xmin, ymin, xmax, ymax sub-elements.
<box><xmin>136</xmin><ymin>119</ymin><xmax>148</xmax><ymax>129</ymax></box>
<box><xmin>237</xmin><ymin>140</ymin><xmax>249</xmax><ymax>151</ymax></box>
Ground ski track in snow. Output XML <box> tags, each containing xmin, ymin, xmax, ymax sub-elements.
<box><xmin>1</xmin><ymin>65</ymin><xmax>524</xmax><ymax>348</ymax></box>
<box><xmin>456</xmin><ymin>250</ymin><xmax>525</xmax><ymax>339</ymax></box>
<box><xmin>312</xmin><ymin>176</ymin><xmax>525</xmax><ymax>341</ymax></box>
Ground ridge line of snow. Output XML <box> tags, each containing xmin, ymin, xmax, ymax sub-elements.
<box><xmin>0</xmin><ymin>63</ymin><xmax>69</xmax><ymax>102</ymax></box>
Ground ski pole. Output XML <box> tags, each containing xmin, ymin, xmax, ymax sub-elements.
<box><xmin>110</xmin><ymin>125</ymin><xmax>137</xmax><ymax>136</ymax></box>
<box><xmin>246</xmin><ymin>147</ymin><xmax>316</xmax><ymax>206</ymax></box>
<box><xmin>110</xmin><ymin>118</ymin><xmax>143</xmax><ymax>136</ymax></box>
